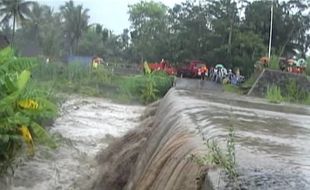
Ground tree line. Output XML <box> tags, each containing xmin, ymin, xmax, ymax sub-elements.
<box><xmin>0</xmin><ymin>0</ymin><xmax>309</xmax><ymax>76</ymax></box>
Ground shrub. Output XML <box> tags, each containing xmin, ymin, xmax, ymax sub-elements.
<box><xmin>32</xmin><ymin>60</ymin><xmax>173</xmax><ymax>104</ymax></box>
<box><xmin>0</xmin><ymin>48</ymin><xmax>57</xmax><ymax>175</ymax></box>
<box><xmin>117</xmin><ymin>71</ymin><xmax>173</xmax><ymax>104</ymax></box>
<box><xmin>141</xmin><ymin>74</ymin><xmax>158</xmax><ymax>104</ymax></box>
<box><xmin>269</xmin><ymin>55</ymin><xmax>280</xmax><ymax>70</ymax></box>
<box><xmin>266</xmin><ymin>85</ymin><xmax>283</xmax><ymax>103</ymax></box>
<box><xmin>285</xmin><ymin>79</ymin><xmax>309</xmax><ymax>103</ymax></box>
<box><xmin>189</xmin><ymin>126</ymin><xmax>237</xmax><ymax>180</ymax></box>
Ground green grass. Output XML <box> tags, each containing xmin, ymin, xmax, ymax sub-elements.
<box><xmin>269</xmin><ymin>55</ymin><xmax>280</xmax><ymax>70</ymax></box>
<box><xmin>284</xmin><ymin>79</ymin><xmax>309</xmax><ymax>104</ymax></box>
<box><xmin>32</xmin><ymin>62</ymin><xmax>174</xmax><ymax>104</ymax></box>
<box><xmin>189</xmin><ymin>126</ymin><xmax>237</xmax><ymax>180</ymax></box>
<box><xmin>264</xmin><ymin>80</ymin><xmax>310</xmax><ymax>105</ymax></box>
<box><xmin>266</xmin><ymin>85</ymin><xmax>283</xmax><ymax>104</ymax></box>
<box><xmin>223</xmin><ymin>84</ymin><xmax>242</xmax><ymax>94</ymax></box>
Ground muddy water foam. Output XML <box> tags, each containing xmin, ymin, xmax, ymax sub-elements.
<box><xmin>93</xmin><ymin>81</ymin><xmax>310</xmax><ymax>190</ymax></box>
<box><xmin>2</xmin><ymin>97</ymin><xmax>144</xmax><ymax>190</ymax></box>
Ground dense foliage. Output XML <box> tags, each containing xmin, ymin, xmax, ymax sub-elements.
<box><xmin>0</xmin><ymin>48</ymin><xmax>57</xmax><ymax>174</ymax></box>
<box><xmin>1</xmin><ymin>0</ymin><xmax>310</xmax><ymax>77</ymax></box>
<box><xmin>32</xmin><ymin>62</ymin><xmax>173</xmax><ymax>104</ymax></box>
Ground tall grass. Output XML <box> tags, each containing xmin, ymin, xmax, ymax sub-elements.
<box><xmin>115</xmin><ymin>71</ymin><xmax>173</xmax><ymax>104</ymax></box>
<box><xmin>284</xmin><ymin>79</ymin><xmax>309</xmax><ymax>104</ymax></box>
<box><xmin>189</xmin><ymin>126</ymin><xmax>237</xmax><ymax>180</ymax></box>
<box><xmin>265</xmin><ymin>81</ymin><xmax>310</xmax><ymax>105</ymax></box>
<box><xmin>266</xmin><ymin>85</ymin><xmax>283</xmax><ymax>104</ymax></box>
<box><xmin>269</xmin><ymin>56</ymin><xmax>280</xmax><ymax>70</ymax></box>
<box><xmin>32</xmin><ymin>62</ymin><xmax>174</xmax><ymax>104</ymax></box>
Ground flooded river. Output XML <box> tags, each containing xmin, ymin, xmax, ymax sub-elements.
<box><xmin>1</xmin><ymin>97</ymin><xmax>144</xmax><ymax>190</ymax></box>
<box><xmin>177</xmin><ymin>79</ymin><xmax>310</xmax><ymax>189</ymax></box>
<box><xmin>93</xmin><ymin>79</ymin><xmax>310</xmax><ymax>190</ymax></box>
<box><xmin>180</xmin><ymin>90</ymin><xmax>310</xmax><ymax>189</ymax></box>
<box><xmin>1</xmin><ymin>78</ymin><xmax>310</xmax><ymax>190</ymax></box>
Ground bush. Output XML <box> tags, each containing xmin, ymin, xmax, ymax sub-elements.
<box><xmin>118</xmin><ymin>71</ymin><xmax>173</xmax><ymax>104</ymax></box>
<box><xmin>140</xmin><ymin>74</ymin><xmax>158</xmax><ymax>104</ymax></box>
<box><xmin>32</xmin><ymin>61</ymin><xmax>173</xmax><ymax>104</ymax></box>
<box><xmin>266</xmin><ymin>85</ymin><xmax>283</xmax><ymax>103</ymax></box>
<box><xmin>0</xmin><ymin>48</ymin><xmax>57</xmax><ymax>175</ymax></box>
<box><xmin>189</xmin><ymin>126</ymin><xmax>237</xmax><ymax>180</ymax></box>
<box><xmin>285</xmin><ymin>79</ymin><xmax>309</xmax><ymax>103</ymax></box>
<box><xmin>32</xmin><ymin>62</ymin><xmax>113</xmax><ymax>97</ymax></box>
<box><xmin>269</xmin><ymin>56</ymin><xmax>280</xmax><ymax>70</ymax></box>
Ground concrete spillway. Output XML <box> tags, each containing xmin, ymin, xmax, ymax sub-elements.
<box><xmin>93</xmin><ymin>80</ymin><xmax>310</xmax><ymax>190</ymax></box>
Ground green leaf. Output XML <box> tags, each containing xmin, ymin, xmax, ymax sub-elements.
<box><xmin>4</xmin><ymin>75</ymin><xmax>17</xmax><ymax>93</ymax></box>
<box><xmin>0</xmin><ymin>47</ymin><xmax>14</xmax><ymax>65</ymax></box>
<box><xmin>0</xmin><ymin>134</ymin><xmax>10</xmax><ymax>143</ymax></box>
<box><xmin>7</xmin><ymin>112</ymin><xmax>31</xmax><ymax>126</ymax></box>
<box><xmin>30</xmin><ymin>122</ymin><xmax>57</xmax><ymax>149</ymax></box>
<box><xmin>17</xmin><ymin>70</ymin><xmax>31</xmax><ymax>91</ymax></box>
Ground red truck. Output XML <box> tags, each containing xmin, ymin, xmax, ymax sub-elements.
<box><xmin>148</xmin><ymin>60</ymin><xmax>177</xmax><ymax>75</ymax></box>
<box><xmin>176</xmin><ymin>60</ymin><xmax>208</xmax><ymax>78</ymax></box>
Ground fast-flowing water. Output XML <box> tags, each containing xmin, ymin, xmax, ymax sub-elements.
<box><xmin>182</xmin><ymin>88</ymin><xmax>310</xmax><ymax>189</ymax></box>
<box><xmin>93</xmin><ymin>79</ymin><xmax>310</xmax><ymax>190</ymax></box>
<box><xmin>0</xmin><ymin>97</ymin><xmax>144</xmax><ymax>190</ymax></box>
<box><xmin>2</xmin><ymin>78</ymin><xmax>310</xmax><ymax>190</ymax></box>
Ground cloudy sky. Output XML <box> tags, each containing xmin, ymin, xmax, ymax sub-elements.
<box><xmin>37</xmin><ymin>0</ymin><xmax>184</xmax><ymax>34</ymax></box>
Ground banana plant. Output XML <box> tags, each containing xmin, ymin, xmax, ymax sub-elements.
<box><xmin>0</xmin><ymin>48</ymin><xmax>57</xmax><ymax>174</ymax></box>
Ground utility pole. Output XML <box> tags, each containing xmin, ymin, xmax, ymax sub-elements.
<box><xmin>268</xmin><ymin>0</ymin><xmax>274</xmax><ymax>58</ymax></box>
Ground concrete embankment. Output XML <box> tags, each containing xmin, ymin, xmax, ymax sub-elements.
<box><xmin>92</xmin><ymin>90</ymin><xmax>206</xmax><ymax>190</ymax></box>
<box><xmin>92</xmin><ymin>81</ymin><xmax>310</xmax><ymax>190</ymax></box>
<box><xmin>248</xmin><ymin>69</ymin><xmax>310</xmax><ymax>97</ymax></box>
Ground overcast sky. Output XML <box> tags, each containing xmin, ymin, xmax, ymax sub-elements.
<box><xmin>37</xmin><ymin>0</ymin><xmax>184</xmax><ymax>34</ymax></box>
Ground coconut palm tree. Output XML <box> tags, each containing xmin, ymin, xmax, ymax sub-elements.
<box><xmin>60</xmin><ymin>0</ymin><xmax>89</xmax><ymax>55</ymax></box>
<box><xmin>0</xmin><ymin>0</ymin><xmax>36</xmax><ymax>48</ymax></box>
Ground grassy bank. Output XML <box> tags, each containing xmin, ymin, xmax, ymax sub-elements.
<box><xmin>223</xmin><ymin>72</ymin><xmax>309</xmax><ymax>105</ymax></box>
<box><xmin>32</xmin><ymin>62</ymin><xmax>174</xmax><ymax>104</ymax></box>
<box><xmin>265</xmin><ymin>80</ymin><xmax>310</xmax><ymax>105</ymax></box>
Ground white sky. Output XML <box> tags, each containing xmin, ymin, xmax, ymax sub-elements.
<box><xmin>36</xmin><ymin>0</ymin><xmax>184</xmax><ymax>34</ymax></box>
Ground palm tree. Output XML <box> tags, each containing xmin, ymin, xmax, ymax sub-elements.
<box><xmin>60</xmin><ymin>0</ymin><xmax>89</xmax><ymax>55</ymax></box>
<box><xmin>0</xmin><ymin>0</ymin><xmax>36</xmax><ymax>48</ymax></box>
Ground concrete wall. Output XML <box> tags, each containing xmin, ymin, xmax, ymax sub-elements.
<box><xmin>248</xmin><ymin>69</ymin><xmax>310</xmax><ymax>98</ymax></box>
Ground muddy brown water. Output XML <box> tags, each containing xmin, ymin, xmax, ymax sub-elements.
<box><xmin>93</xmin><ymin>79</ymin><xmax>310</xmax><ymax>190</ymax></box>
<box><xmin>177</xmin><ymin>79</ymin><xmax>310</xmax><ymax>189</ymax></box>
<box><xmin>1</xmin><ymin>78</ymin><xmax>310</xmax><ymax>190</ymax></box>
<box><xmin>0</xmin><ymin>97</ymin><xmax>144</xmax><ymax>190</ymax></box>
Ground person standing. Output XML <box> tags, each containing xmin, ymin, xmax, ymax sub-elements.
<box><xmin>201</xmin><ymin>66</ymin><xmax>207</xmax><ymax>80</ymax></box>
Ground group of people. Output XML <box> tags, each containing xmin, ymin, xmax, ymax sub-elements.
<box><xmin>199</xmin><ymin>65</ymin><xmax>245</xmax><ymax>85</ymax></box>
<box><xmin>258</xmin><ymin>56</ymin><xmax>308</xmax><ymax>74</ymax></box>
<box><xmin>281</xmin><ymin>58</ymin><xmax>307</xmax><ymax>74</ymax></box>
<box><xmin>197</xmin><ymin>66</ymin><xmax>208</xmax><ymax>80</ymax></box>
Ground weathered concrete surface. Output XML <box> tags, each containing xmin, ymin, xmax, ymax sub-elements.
<box><xmin>248</xmin><ymin>69</ymin><xmax>310</xmax><ymax>97</ymax></box>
